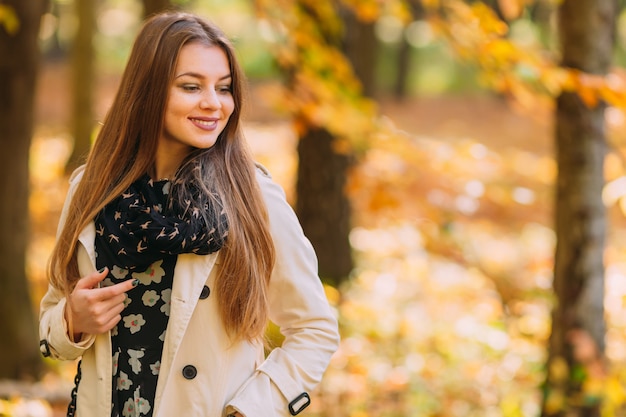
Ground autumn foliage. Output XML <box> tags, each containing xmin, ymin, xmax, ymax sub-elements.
<box><xmin>252</xmin><ymin>0</ymin><xmax>626</xmax><ymax>416</ymax></box>
<box><xmin>18</xmin><ymin>0</ymin><xmax>626</xmax><ymax>416</ymax></box>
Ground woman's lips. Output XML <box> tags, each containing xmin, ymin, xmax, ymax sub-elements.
<box><xmin>189</xmin><ymin>117</ymin><xmax>218</xmax><ymax>131</ymax></box>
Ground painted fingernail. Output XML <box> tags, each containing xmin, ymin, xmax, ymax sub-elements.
<box><xmin>98</xmin><ymin>267</ymin><xmax>106</xmax><ymax>274</ymax></box>
<box><xmin>132</xmin><ymin>279</ymin><xmax>139</xmax><ymax>287</ymax></box>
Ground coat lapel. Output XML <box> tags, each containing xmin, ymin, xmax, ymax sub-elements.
<box><xmin>77</xmin><ymin>221</ymin><xmax>97</xmax><ymax>269</ymax></box>
<box><xmin>153</xmin><ymin>252</ymin><xmax>218</xmax><ymax>403</ymax></box>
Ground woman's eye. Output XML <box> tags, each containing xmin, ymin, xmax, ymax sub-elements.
<box><xmin>181</xmin><ymin>84</ymin><xmax>200</xmax><ymax>91</ymax></box>
<box><xmin>217</xmin><ymin>85</ymin><xmax>232</xmax><ymax>94</ymax></box>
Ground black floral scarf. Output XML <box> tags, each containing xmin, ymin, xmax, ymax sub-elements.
<box><xmin>94</xmin><ymin>174</ymin><xmax>227</xmax><ymax>273</ymax></box>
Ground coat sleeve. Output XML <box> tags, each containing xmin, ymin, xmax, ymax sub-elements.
<box><xmin>38</xmin><ymin>166</ymin><xmax>97</xmax><ymax>360</ymax></box>
<box><xmin>226</xmin><ymin>167</ymin><xmax>340</xmax><ymax>417</ymax></box>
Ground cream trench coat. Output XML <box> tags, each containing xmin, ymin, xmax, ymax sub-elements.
<box><xmin>39</xmin><ymin>165</ymin><xmax>340</xmax><ymax>417</ymax></box>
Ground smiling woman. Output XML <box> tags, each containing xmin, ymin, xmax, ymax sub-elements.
<box><xmin>159</xmin><ymin>43</ymin><xmax>235</xmax><ymax>180</ymax></box>
<box><xmin>38</xmin><ymin>11</ymin><xmax>339</xmax><ymax>417</ymax></box>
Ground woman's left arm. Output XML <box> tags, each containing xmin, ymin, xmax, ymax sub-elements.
<box><xmin>227</xmin><ymin>168</ymin><xmax>340</xmax><ymax>417</ymax></box>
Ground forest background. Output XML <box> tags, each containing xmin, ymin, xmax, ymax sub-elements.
<box><xmin>3</xmin><ymin>0</ymin><xmax>626</xmax><ymax>416</ymax></box>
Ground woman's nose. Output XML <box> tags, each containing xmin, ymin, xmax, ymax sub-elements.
<box><xmin>200</xmin><ymin>89</ymin><xmax>221</xmax><ymax>109</ymax></box>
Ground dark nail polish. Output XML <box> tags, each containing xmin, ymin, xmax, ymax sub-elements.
<box><xmin>98</xmin><ymin>267</ymin><xmax>106</xmax><ymax>274</ymax></box>
<box><xmin>132</xmin><ymin>279</ymin><xmax>139</xmax><ymax>287</ymax></box>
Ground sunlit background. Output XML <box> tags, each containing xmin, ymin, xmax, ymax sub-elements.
<box><xmin>10</xmin><ymin>0</ymin><xmax>626</xmax><ymax>416</ymax></box>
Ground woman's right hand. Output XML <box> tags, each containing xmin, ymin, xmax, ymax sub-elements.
<box><xmin>64</xmin><ymin>267</ymin><xmax>138</xmax><ymax>341</ymax></box>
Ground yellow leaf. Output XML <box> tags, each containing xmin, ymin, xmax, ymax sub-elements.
<box><xmin>540</xmin><ymin>67</ymin><xmax>569</xmax><ymax>95</ymax></box>
<box><xmin>600</xmin><ymin>83</ymin><xmax>626</xmax><ymax>109</ymax></box>
<box><xmin>582</xmin><ymin>377</ymin><xmax>603</xmax><ymax>397</ymax></box>
<box><xmin>485</xmin><ymin>39</ymin><xmax>516</xmax><ymax>63</ymax></box>
<box><xmin>549</xmin><ymin>356</ymin><xmax>569</xmax><ymax>383</ymax></box>
<box><xmin>544</xmin><ymin>389</ymin><xmax>566</xmax><ymax>414</ymax></box>
<box><xmin>604</xmin><ymin>376</ymin><xmax>626</xmax><ymax>405</ymax></box>
<box><xmin>0</xmin><ymin>4</ymin><xmax>19</xmax><ymax>35</ymax></box>
<box><xmin>560</xmin><ymin>69</ymin><xmax>579</xmax><ymax>92</ymax></box>
<box><xmin>575</xmin><ymin>73</ymin><xmax>603</xmax><ymax>108</ymax></box>
<box><xmin>323</xmin><ymin>284</ymin><xmax>341</xmax><ymax>305</ymax></box>
<box><xmin>472</xmin><ymin>2</ymin><xmax>509</xmax><ymax>36</ymax></box>
<box><xmin>578</xmin><ymin>85</ymin><xmax>600</xmax><ymax>108</ymax></box>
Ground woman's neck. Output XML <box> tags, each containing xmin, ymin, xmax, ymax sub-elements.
<box><xmin>154</xmin><ymin>142</ymin><xmax>191</xmax><ymax>181</ymax></box>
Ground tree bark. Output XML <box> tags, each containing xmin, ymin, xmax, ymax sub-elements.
<box><xmin>0</xmin><ymin>0</ymin><xmax>48</xmax><ymax>379</ymax></box>
<box><xmin>296</xmin><ymin>128</ymin><xmax>353</xmax><ymax>287</ymax></box>
<box><xmin>294</xmin><ymin>4</ymin><xmax>383</xmax><ymax>286</ymax></box>
<box><xmin>66</xmin><ymin>0</ymin><xmax>95</xmax><ymax>172</ymax></box>
<box><xmin>394</xmin><ymin>0</ymin><xmax>423</xmax><ymax>100</ymax></box>
<box><xmin>394</xmin><ymin>34</ymin><xmax>412</xmax><ymax>100</ymax></box>
<box><xmin>542</xmin><ymin>1</ymin><xmax>616</xmax><ymax>416</ymax></box>
<box><xmin>342</xmin><ymin>10</ymin><xmax>378</xmax><ymax>98</ymax></box>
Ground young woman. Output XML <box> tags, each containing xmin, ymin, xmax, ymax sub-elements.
<box><xmin>39</xmin><ymin>11</ymin><xmax>339</xmax><ymax>417</ymax></box>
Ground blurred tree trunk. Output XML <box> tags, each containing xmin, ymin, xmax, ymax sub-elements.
<box><xmin>394</xmin><ymin>35</ymin><xmax>411</xmax><ymax>100</ymax></box>
<box><xmin>296</xmin><ymin>115</ymin><xmax>354</xmax><ymax>287</ymax></box>
<box><xmin>296</xmin><ymin>127</ymin><xmax>353</xmax><ymax>287</ymax></box>
<box><xmin>541</xmin><ymin>1</ymin><xmax>616</xmax><ymax>416</ymax></box>
<box><xmin>44</xmin><ymin>0</ymin><xmax>66</xmax><ymax>60</ymax></box>
<box><xmin>394</xmin><ymin>0</ymin><xmax>423</xmax><ymax>100</ymax></box>
<box><xmin>0</xmin><ymin>0</ymin><xmax>48</xmax><ymax>379</ymax></box>
<box><xmin>295</xmin><ymin>5</ymin><xmax>381</xmax><ymax>287</ymax></box>
<box><xmin>342</xmin><ymin>10</ymin><xmax>378</xmax><ymax>97</ymax></box>
<box><xmin>66</xmin><ymin>0</ymin><xmax>95</xmax><ymax>172</ymax></box>
<box><xmin>142</xmin><ymin>0</ymin><xmax>171</xmax><ymax>18</ymax></box>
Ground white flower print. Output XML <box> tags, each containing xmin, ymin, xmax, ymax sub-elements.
<box><xmin>111</xmin><ymin>265</ymin><xmax>129</xmax><ymax>279</ymax></box>
<box><xmin>103</xmin><ymin>277</ymin><xmax>114</xmax><ymax>287</ymax></box>
<box><xmin>160</xmin><ymin>289</ymin><xmax>171</xmax><ymax>316</ymax></box>
<box><xmin>112</xmin><ymin>351</ymin><xmax>120</xmax><ymax>375</ymax></box>
<box><xmin>132</xmin><ymin>260</ymin><xmax>165</xmax><ymax>285</ymax></box>
<box><xmin>123</xmin><ymin>294</ymin><xmax>132</xmax><ymax>308</ymax></box>
<box><xmin>116</xmin><ymin>371</ymin><xmax>133</xmax><ymax>391</ymax></box>
<box><xmin>150</xmin><ymin>361</ymin><xmax>160</xmax><ymax>376</ymax></box>
<box><xmin>111</xmin><ymin>325</ymin><xmax>119</xmax><ymax>337</ymax></box>
<box><xmin>134</xmin><ymin>387</ymin><xmax>151</xmax><ymax>415</ymax></box>
<box><xmin>121</xmin><ymin>398</ymin><xmax>135</xmax><ymax>417</ymax></box>
<box><xmin>127</xmin><ymin>349</ymin><xmax>145</xmax><ymax>374</ymax></box>
<box><xmin>161</xmin><ymin>182</ymin><xmax>170</xmax><ymax>195</ymax></box>
<box><xmin>141</xmin><ymin>290</ymin><xmax>160</xmax><ymax>307</ymax></box>
<box><xmin>123</xmin><ymin>314</ymin><xmax>145</xmax><ymax>334</ymax></box>
<box><xmin>159</xmin><ymin>330</ymin><xmax>166</xmax><ymax>342</ymax></box>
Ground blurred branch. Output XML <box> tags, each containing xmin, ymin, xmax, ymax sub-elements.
<box><xmin>422</xmin><ymin>0</ymin><xmax>626</xmax><ymax>110</ymax></box>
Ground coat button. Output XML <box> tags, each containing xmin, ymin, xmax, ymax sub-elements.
<box><xmin>182</xmin><ymin>365</ymin><xmax>197</xmax><ymax>380</ymax></box>
<box><xmin>39</xmin><ymin>340</ymin><xmax>51</xmax><ymax>357</ymax></box>
<box><xmin>199</xmin><ymin>285</ymin><xmax>210</xmax><ymax>299</ymax></box>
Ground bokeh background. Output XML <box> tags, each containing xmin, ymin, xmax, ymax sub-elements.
<box><xmin>4</xmin><ymin>0</ymin><xmax>626</xmax><ymax>416</ymax></box>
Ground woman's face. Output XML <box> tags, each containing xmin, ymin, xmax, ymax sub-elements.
<box><xmin>158</xmin><ymin>42</ymin><xmax>235</xmax><ymax>173</ymax></box>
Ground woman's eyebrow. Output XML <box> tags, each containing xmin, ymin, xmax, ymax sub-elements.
<box><xmin>175</xmin><ymin>72</ymin><xmax>232</xmax><ymax>80</ymax></box>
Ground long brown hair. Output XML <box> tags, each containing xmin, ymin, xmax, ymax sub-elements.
<box><xmin>48</xmin><ymin>12</ymin><xmax>275</xmax><ymax>342</ymax></box>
